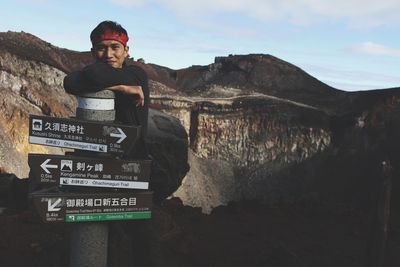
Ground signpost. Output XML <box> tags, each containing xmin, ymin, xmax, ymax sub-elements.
<box><xmin>28</xmin><ymin>153</ymin><xmax>150</xmax><ymax>190</ymax></box>
<box><xmin>28</xmin><ymin>89</ymin><xmax>153</xmax><ymax>267</ymax></box>
<box><xmin>29</xmin><ymin>115</ymin><xmax>140</xmax><ymax>154</ymax></box>
<box><xmin>31</xmin><ymin>192</ymin><xmax>153</xmax><ymax>223</ymax></box>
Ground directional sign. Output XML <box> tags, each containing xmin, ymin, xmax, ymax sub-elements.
<box><xmin>28</xmin><ymin>154</ymin><xmax>151</xmax><ymax>190</ymax></box>
<box><xmin>28</xmin><ymin>115</ymin><xmax>140</xmax><ymax>155</ymax></box>
<box><xmin>110</xmin><ymin>128</ymin><xmax>127</xmax><ymax>143</ymax></box>
<box><xmin>31</xmin><ymin>191</ymin><xmax>153</xmax><ymax>223</ymax></box>
<box><xmin>41</xmin><ymin>159</ymin><xmax>58</xmax><ymax>174</ymax></box>
<box><xmin>48</xmin><ymin>198</ymin><xmax>62</xmax><ymax>211</ymax></box>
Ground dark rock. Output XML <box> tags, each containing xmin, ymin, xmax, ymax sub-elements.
<box><xmin>0</xmin><ymin>173</ymin><xmax>28</xmax><ymax>211</ymax></box>
<box><xmin>146</xmin><ymin>109</ymin><xmax>190</xmax><ymax>203</ymax></box>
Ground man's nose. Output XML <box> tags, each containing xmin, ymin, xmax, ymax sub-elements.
<box><xmin>105</xmin><ymin>48</ymin><xmax>113</xmax><ymax>58</ymax></box>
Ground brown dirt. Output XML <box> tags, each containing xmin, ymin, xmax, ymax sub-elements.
<box><xmin>0</xmin><ymin>197</ymin><xmax>399</xmax><ymax>267</ymax></box>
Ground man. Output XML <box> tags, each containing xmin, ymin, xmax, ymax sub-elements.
<box><xmin>64</xmin><ymin>21</ymin><xmax>152</xmax><ymax>266</ymax></box>
<box><xmin>64</xmin><ymin>20</ymin><xmax>149</xmax><ymax>158</ymax></box>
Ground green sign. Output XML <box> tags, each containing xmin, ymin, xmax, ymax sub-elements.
<box><xmin>66</xmin><ymin>211</ymin><xmax>151</xmax><ymax>222</ymax></box>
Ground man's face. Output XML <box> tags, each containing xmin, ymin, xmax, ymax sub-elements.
<box><xmin>92</xmin><ymin>40</ymin><xmax>129</xmax><ymax>68</ymax></box>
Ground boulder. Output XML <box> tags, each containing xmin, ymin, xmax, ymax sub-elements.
<box><xmin>146</xmin><ymin>109</ymin><xmax>189</xmax><ymax>203</ymax></box>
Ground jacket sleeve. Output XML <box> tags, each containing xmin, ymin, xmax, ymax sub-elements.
<box><xmin>63</xmin><ymin>62</ymin><xmax>136</xmax><ymax>94</ymax></box>
<box><xmin>63</xmin><ymin>71</ymin><xmax>87</xmax><ymax>95</ymax></box>
<box><xmin>82</xmin><ymin>62</ymin><xmax>139</xmax><ymax>87</ymax></box>
<box><xmin>114</xmin><ymin>65</ymin><xmax>149</xmax><ymax>137</ymax></box>
<box><xmin>134</xmin><ymin>67</ymin><xmax>149</xmax><ymax>138</ymax></box>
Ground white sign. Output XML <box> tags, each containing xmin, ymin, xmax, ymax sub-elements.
<box><xmin>60</xmin><ymin>177</ymin><xmax>148</xmax><ymax>189</ymax></box>
<box><xmin>48</xmin><ymin>198</ymin><xmax>62</xmax><ymax>212</ymax></box>
<box><xmin>40</xmin><ymin>159</ymin><xmax>58</xmax><ymax>174</ymax></box>
<box><xmin>29</xmin><ymin>136</ymin><xmax>108</xmax><ymax>152</ymax></box>
<box><xmin>110</xmin><ymin>127</ymin><xmax>127</xmax><ymax>143</ymax></box>
<box><xmin>32</xmin><ymin>119</ymin><xmax>43</xmax><ymax>131</ymax></box>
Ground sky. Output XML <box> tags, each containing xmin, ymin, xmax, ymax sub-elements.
<box><xmin>1</xmin><ymin>0</ymin><xmax>400</xmax><ymax>91</ymax></box>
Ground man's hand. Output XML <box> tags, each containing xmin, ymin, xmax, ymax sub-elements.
<box><xmin>105</xmin><ymin>85</ymin><xmax>144</xmax><ymax>107</ymax></box>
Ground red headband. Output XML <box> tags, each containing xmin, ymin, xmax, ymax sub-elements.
<box><xmin>91</xmin><ymin>31</ymin><xmax>129</xmax><ymax>46</ymax></box>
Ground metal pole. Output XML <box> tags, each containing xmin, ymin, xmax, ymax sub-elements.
<box><xmin>364</xmin><ymin>160</ymin><xmax>393</xmax><ymax>267</ymax></box>
<box><xmin>69</xmin><ymin>90</ymin><xmax>115</xmax><ymax>267</ymax></box>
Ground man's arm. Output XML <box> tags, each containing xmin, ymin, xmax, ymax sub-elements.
<box><xmin>64</xmin><ymin>71</ymin><xmax>100</xmax><ymax>95</ymax></box>
<box><xmin>133</xmin><ymin>66</ymin><xmax>149</xmax><ymax>136</ymax></box>
<box><xmin>64</xmin><ymin>62</ymin><xmax>141</xmax><ymax>94</ymax></box>
<box><xmin>105</xmin><ymin>85</ymin><xmax>144</xmax><ymax>106</ymax></box>
<box><xmin>113</xmin><ymin>65</ymin><xmax>149</xmax><ymax>137</ymax></box>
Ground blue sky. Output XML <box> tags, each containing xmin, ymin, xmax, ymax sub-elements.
<box><xmin>1</xmin><ymin>0</ymin><xmax>400</xmax><ymax>91</ymax></box>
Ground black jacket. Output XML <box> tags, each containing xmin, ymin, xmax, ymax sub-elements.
<box><xmin>63</xmin><ymin>62</ymin><xmax>149</xmax><ymax>158</ymax></box>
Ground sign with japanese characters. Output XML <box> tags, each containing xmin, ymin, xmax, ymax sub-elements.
<box><xmin>28</xmin><ymin>154</ymin><xmax>151</xmax><ymax>190</ymax></box>
<box><xmin>29</xmin><ymin>115</ymin><xmax>140</xmax><ymax>155</ymax></box>
<box><xmin>31</xmin><ymin>191</ymin><xmax>153</xmax><ymax>223</ymax></box>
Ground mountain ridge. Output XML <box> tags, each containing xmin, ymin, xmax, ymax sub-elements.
<box><xmin>3</xmin><ymin>30</ymin><xmax>400</xmax><ymax>115</ymax></box>
<box><xmin>0</xmin><ymin>31</ymin><xmax>344</xmax><ymax>112</ymax></box>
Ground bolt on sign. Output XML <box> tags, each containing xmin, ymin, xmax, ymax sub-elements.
<box><xmin>31</xmin><ymin>192</ymin><xmax>153</xmax><ymax>223</ymax></box>
<box><xmin>29</xmin><ymin>115</ymin><xmax>140</xmax><ymax>155</ymax></box>
<box><xmin>28</xmin><ymin>153</ymin><xmax>151</xmax><ymax>190</ymax></box>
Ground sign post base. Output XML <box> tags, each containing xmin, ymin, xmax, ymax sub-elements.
<box><xmin>70</xmin><ymin>223</ymin><xmax>108</xmax><ymax>267</ymax></box>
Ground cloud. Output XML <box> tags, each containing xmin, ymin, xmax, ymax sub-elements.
<box><xmin>354</xmin><ymin>42</ymin><xmax>400</xmax><ymax>57</ymax></box>
<box><xmin>109</xmin><ymin>0</ymin><xmax>400</xmax><ymax>27</ymax></box>
<box><xmin>139</xmin><ymin>31</ymin><xmax>230</xmax><ymax>54</ymax></box>
<box><xmin>301</xmin><ymin>63</ymin><xmax>400</xmax><ymax>91</ymax></box>
<box><xmin>110</xmin><ymin>0</ymin><xmax>148</xmax><ymax>6</ymax></box>
<box><xmin>16</xmin><ymin>0</ymin><xmax>48</xmax><ymax>3</ymax></box>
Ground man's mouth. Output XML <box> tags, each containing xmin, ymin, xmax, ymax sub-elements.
<box><xmin>106</xmin><ymin>60</ymin><xmax>115</xmax><ymax>65</ymax></box>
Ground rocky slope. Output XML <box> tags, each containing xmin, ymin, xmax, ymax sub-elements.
<box><xmin>157</xmin><ymin>95</ymin><xmax>330</xmax><ymax>212</ymax></box>
<box><xmin>159</xmin><ymin>89</ymin><xmax>400</xmax><ymax>212</ymax></box>
<box><xmin>149</xmin><ymin>54</ymin><xmax>350</xmax><ymax>114</ymax></box>
<box><xmin>0</xmin><ymin>44</ymin><xmax>76</xmax><ymax>177</ymax></box>
<box><xmin>0</xmin><ymin>31</ymin><xmax>93</xmax><ymax>73</ymax></box>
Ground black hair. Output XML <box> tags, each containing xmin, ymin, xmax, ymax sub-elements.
<box><xmin>90</xmin><ymin>20</ymin><xmax>128</xmax><ymax>45</ymax></box>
